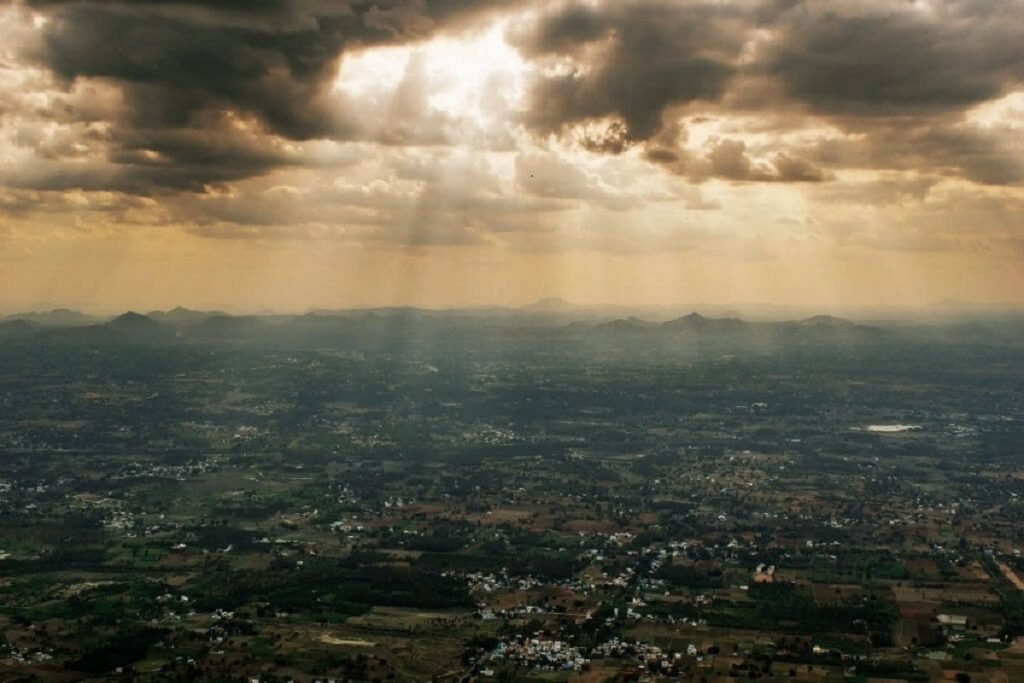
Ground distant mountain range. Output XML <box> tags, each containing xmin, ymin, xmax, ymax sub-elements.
<box><xmin>563</xmin><ymin>311</ymin><xmax>883</xmax><ymax>343</ymax></box>
<box><xmin>1</xmin><ymin>308</ymin><xmax>104</xmax><ymax>328</ymax></box>
<box><xmin>1</xmin><ymin>305</ymin><xmax>1022</xmax><ymax>347</ymax></box>
<box><xmin>147</xmin><ymin>306</ymin><xmax>228</xmax><ymax>325</ymax></box>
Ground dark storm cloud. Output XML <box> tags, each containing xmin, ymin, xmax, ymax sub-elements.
<box><xmin>519</xmin><ymin>0</ymin><xmax>1024</xmax><ymax>134</ymax></box>
<box><xmin>0</xmin><ymin>108</ymin><xmax>330</xmax><ymax>194</ymax></box>
<box><xmin>761</xmin><ymin>3</ymin><xmax>1024</xmax><ymax>117</ymax></box>
<box><xmin>10</xmin><ymin>0</ymin><xmax>521</xmax><ymax>192</ymax></box>
<box><xmin>6</xmin><ymin>0</ymin><xmax>1024</xmax><ymax>198</ymax></box>
<box><xmin>514</xmin><ymin>1</ymin><xmax>747</xmax><ymax>141</ymax></box>
<box><xmin>516</xmin><ymin>0</ymin><xmax>1024</xmax><ymax>185</ymax></box>
<box><xmin>29</xmin><ymin>0</ymin><xmax>519</xmax><ymax>138</ymax></box>
<box><xmin>809</xmin><ymin>123</ymin><xmax>1024</xmax><ymax>187</ymax></box>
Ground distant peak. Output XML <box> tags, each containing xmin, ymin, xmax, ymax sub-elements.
<box><xmin>109</xmin><ymin>311</ymin><xmax>158</xmax><ymax>328</ymax></box>
<box><xmin>799</xmin><ymin>315</ymin><xmax>856</xmax><ymax>327</ymax></box>
<box><xmin>664</xmin><ymin>312</ymin><xmax>709</xmax><ymax>327</ymax></box>
<box><xmin>662</xmin><ymin>312</ymin><xmax>747</xmax><ymax>332</ymax></box>
<box><xmin>524</xmin><ymin>297</ymin><xmax>577</xmax><ymax>311</ymax></box>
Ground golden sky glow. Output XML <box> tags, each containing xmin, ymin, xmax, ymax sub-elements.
<box><xmin>0</xmin><ymin>0</ymin><xmax>1022</xmax><ymax>313</ymax></box>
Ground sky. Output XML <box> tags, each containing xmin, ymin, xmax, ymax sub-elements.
<box><xmin>0</xmin><ymin>0</ymin><xmax>1021</xmax><ymax>313</ymax></box>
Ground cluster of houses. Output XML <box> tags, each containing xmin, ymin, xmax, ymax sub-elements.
<box><xmin>490</xmin><ymin>636</ymin><xmax>588</xmax><ymax>671</ymax></box>
<box><xmin>593</xmin><ymin>638</ymin><xmax>705</xmax><ymax>674</ymax></box>
<box><xmin>461</xmin><ymin>571</ymin><xmax>543</xmax><ymax>594</ymax></box>
<box><xmin>490</xmin><ymin>636</ymin><xmax>715</xmax><ymax>675</ymax></box>
<box><xmin>0</xmin><ymin>643</ymin><xmax>54</xmax><ymax>664</ymax></box>
<box><xmin>118</xmin><ymin>458</ymin><xmax>220</xmax><ymax>480</ymax></box>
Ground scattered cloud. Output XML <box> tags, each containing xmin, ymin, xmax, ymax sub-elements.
<box><xmin>0</xmin><ymin>0</ymin><xmax>1020</xmax><ymax>297</ymax></box>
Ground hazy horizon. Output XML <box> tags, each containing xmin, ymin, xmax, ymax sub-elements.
<box><xmin>5</xmin><ymin>296</ymin><xmax>1024</xmax><ymax>321</ymax></box>
<box><xmin>1</xmin><ymin>0</ymin><xmax>1022</xmax><ymax>312</ymax></box>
